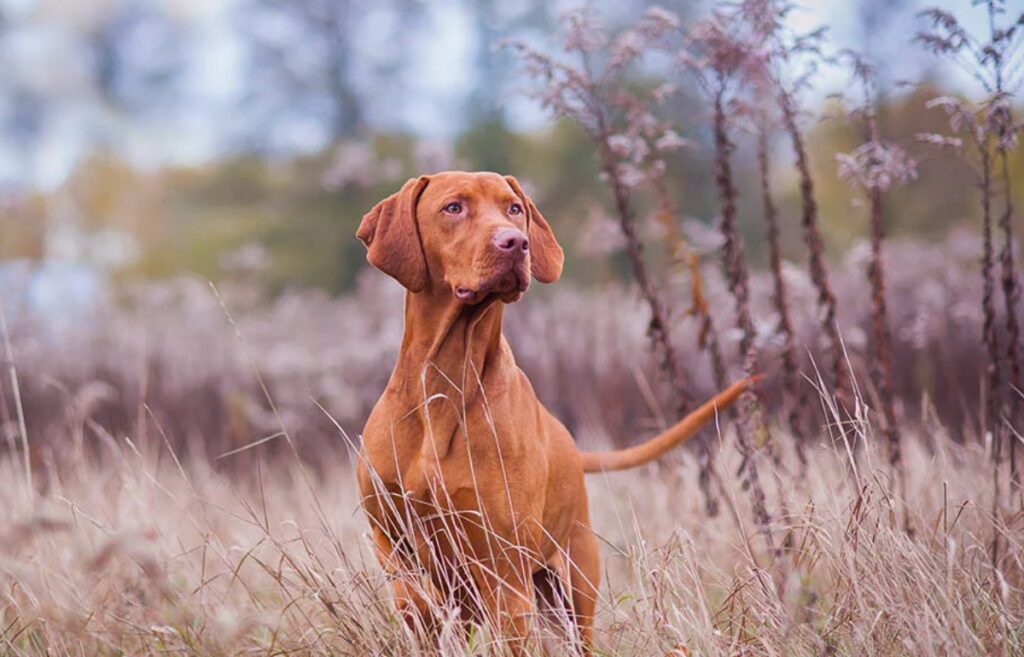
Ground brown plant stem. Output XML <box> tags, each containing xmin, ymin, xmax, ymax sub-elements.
<box><xmin>686</xmin><ymin>253</ymin><xmax>729</xmax><ymax>392</ymax></box>
<box><xmin>982</xmin><ymin>0</ymin><xmax>1024</xmax><ymax>512</ymax></box>
<box><xmin>757</xmin><ymin>125</ymin><xmax>809</xmax><ymax>467</ymax></box>
<box><xmin>778</xmin><ymin>88</ymin><xmax>849</xmax><ymax>406</ymax></box>
<box><xmin>588</xmin><ymin>100</ymin><xmax>728</xmax><ymax>518</ymax></box>
<box><xmin>652</xmin><ymin>173</ymin><xmax>729</xmax><ymax>516</ymax></box>
<box><xmin>600</xmin><ymin>156</ymin><xmax>689</xmax><ymax>412</ymax></box>
<box><xmin>713</xmin><ymin>87</ymin><xmax>775</xmax><ymax>551</ymax></box>
<box><xmin>980</xmin><ymin>148</ymin><xmax>1003</xmax><ymax>446</ymax></box>
<box><xmin>858</xmin><ymin>102</ymin><xmax>905</xmax><ymax>503</ymax></box>
<box><xmin>867</xmin><ymin>184</ymin><xmax>903</xmax><ymax>484</ymax></box>
<box><xmin>981</xmin><ymin>146</ymin><xmax>1004</xmax><ymax>566</ymax></box>
<box><xmin>599</xmin><ymin>153</ymin><xmax>723</xmax><ymax>518</ymax></box>
<box><xmin>986</xmin><ymin>0</ymin><xmax>1023</xmax><ymax>499</ymax></box>
<box><xmin>997</xmin><ymin>147</ymin><xmax>1022</xmax><ymax>495</ymax></box>
<box><xmin>650</xmin><ymin>174</ymin><xmax>729</xmax><ymax>393</ymax></box>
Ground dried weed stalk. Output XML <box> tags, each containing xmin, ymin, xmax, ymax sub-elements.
<box><xmin>834</xmin><ymin>53</ymin><xmax>918</xmax><ymax>511</ymax></box>
<box><xmin>507</xmin><ymin>8</ymin><xmax>731</xmax><ymax>513</ymax></box>
<box><xmin>917</xmin><ymin>1</ymin><xmax>1024</xmax><ymax>505</ymax></box>
<box><xmin>735</xmin><ymin>0</ymin><xmax>849</xmax><ymax>404</ymax></box>
<box><xmin>685</xmin><ymin>7</ymin><xmax>777</xmax><ymax>550</ymax></box>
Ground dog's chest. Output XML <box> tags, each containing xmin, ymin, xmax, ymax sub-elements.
<box><xmin>360</xmin><ymin>399</ymin><xmax>548</xmax><ymax>537</ymax></box>
<box><xmin>365</xmin><ymin>417</ymin><xmax>540</xmax><ymax>498</ymax></box>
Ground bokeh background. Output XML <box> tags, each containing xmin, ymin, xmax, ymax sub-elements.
<box><xmin>0</xmin><ymin>0</ymin><xmax>1019</xmax><ymax>462</ymax></box>
<box><xmin>0</xmin><ymin>0</ymin><xmax>1014</xmax><ymax>294</ymax></box>
<box><xmin>4</xmin><ymin>5</ymin><xmax>1024</xmax><ymax>656</ymax></box>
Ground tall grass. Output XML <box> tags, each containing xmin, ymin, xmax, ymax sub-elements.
<box><xmin>1</xmin><ymin>384</ymin><xmax>1021</xmax><ymax>656</ymax></box>
<box><xmin>1</xmin><ymin>255</ymin><xmax>1020</xmax><ymax>653</ymax></box>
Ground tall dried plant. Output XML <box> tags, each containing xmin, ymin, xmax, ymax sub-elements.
<box><xmin>756</xmin><ymin>122</ymin><xmax>809</xmax><ymax>466</ymax></box>
<box><xmin>985</xmin><ymin>2</ymin><xmax>1024</xmax><ymax>495</ymax></box>
<box><xmin>692</xmin><ymin>5</ymin><xmax>848</xmax><ymax>461</ymax></box>
<box><xmin>642</xmin><ymin>132</ymin><xmax>730</xmax><ymax>395</ymax></box>
<box><xmin>507</xmin><ymin>8</ymin><xmax>731</xmax><ymax>513</ymax></box>
<box><xmin>685</xmin><ymin>10</ymin><xmax>777</xmax><ymax>550</ymax></box>
<box><xmin>919</xmin><ymin>100</ymin><xmax>1006</xmax><ymax>515</ymax></box>
<box><xmin>834</xmin><ymin>53</ymin><xmax>918</xmax><ymax>513</ymax></box>
<box><xmin>737</xmin><ymin>5</ymin><xmax>812</xmax><ymax>462</ymax></box>
<box><xmin>782</xmin><ymin>94</ymin><xmax>849</xmax><ymax>412</ymax></box>
<box><xmin>710</xmin><ymin>0</ymin><xmax>819</xmax><ymax>468</ymax></box>
<box><xmin>917</xmin><ymin>2</ymin><xmax>1024</xmax><ymax>507</ymax></box>
<box><xmin>723</xmin><ymin>1</ymin><xmax>850</xmax><ymax>407</ymax></box>
<box><xmin>642</xmin><ymin>135</ymin><xmax>732</xmax><ymax>517</ymax></box>
<box><xmin>507</xmin><ymin>9</ymin><xmax>690</xmax><ymax>407</ymax></box>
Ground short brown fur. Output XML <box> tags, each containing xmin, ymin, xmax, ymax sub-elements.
<box><xmin>356</xmin><ymin>171</ymin><xmax>754</xmax><ymax>654</ymax></box>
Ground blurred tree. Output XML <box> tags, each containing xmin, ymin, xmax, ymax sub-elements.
<box><xmin>234</xmin><ymin>0</ymin><xmax>426</xmax><ymax>150</ymax></box>
<box><xmin>1</xmin><ymin>0</ymin><xmax>1017</xmax><ymax>301</ymax></box>
<box><xmin>0</xmin><ymin>0</ymin><xmax>189</xmax><ymax>269</ymax></box>
<box><xmin>88</xmin><ymin>0</ymin><xmax>187</xmax><ymax>116</ymax></box>
<box><xmin>0</xmin><ymin>2</ymin><xmax>51</xmax><ymax>179</ymax></box>
<box><xmin>466</xmin><ymin>0</ymin><xmax>549</xmax><ymax>124</ymax></box>
<box><xmin>0</xmin><ymin>0</ymin><xmax>189</xmax><ymax>179</ymax></box>
<box><xmin>856</xmin><ymin>0</ymin><xmax>916</xmax><ymax>86</ymax></box>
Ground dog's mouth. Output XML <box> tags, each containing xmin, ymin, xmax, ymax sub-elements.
<box><xmin>453</xmin><ymin>265</ymin><xmax>529</xmax><ymax>306</ymax></box>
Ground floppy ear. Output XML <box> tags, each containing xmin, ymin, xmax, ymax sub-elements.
<box><xmin>505</xmin><ymin>175</ymin><xmax>564</xmax><ymax>283</ymax></box>
<box><xmin>357</xmin><ymin>176</ymin><xmax>430</xmax><ymax>292</ymax></box>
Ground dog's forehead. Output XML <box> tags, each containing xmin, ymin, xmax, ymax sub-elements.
<box><xmin>423</xmin><ymin>171</ymin><xmax>515</xmax><ymax>202</ymax></box>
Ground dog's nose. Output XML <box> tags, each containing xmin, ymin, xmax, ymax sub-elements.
<box><xmin>493</xmin><ymin>228</ymin><xmax>529</xmax><ymax>255</ymax></box>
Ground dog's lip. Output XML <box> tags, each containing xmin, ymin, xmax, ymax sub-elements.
<box><xmin>454</xmin><ymin>267</ymin><xmax>528</xmax><ymax>305</ymax></box>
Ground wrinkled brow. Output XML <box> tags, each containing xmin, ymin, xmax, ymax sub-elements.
<box><xmin>431</xmin><ymin>184</ymin><xmax>476</xmax><ymax>201</ymax></box>
<box><xmin>436</xmin><ymin>183</ymin><xmax>517</xmax><ymax>205</ymax></box>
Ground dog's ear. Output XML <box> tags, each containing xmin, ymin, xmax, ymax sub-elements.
<box><xmin>357</xmin><ymin>176</ymin><xmax>430</xmax><ymax>292</ymax></box>
<box><xmin>505</xmin><ymin>175</ymin><xmax>564</xmax><ymax>283</ymax></box>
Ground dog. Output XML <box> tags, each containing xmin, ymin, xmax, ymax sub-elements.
<box><xmin>355</xmin><ymin>171</ymin><xmax>752</xmax><ymax>654</ymax></box>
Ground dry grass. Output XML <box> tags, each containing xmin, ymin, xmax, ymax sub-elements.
<box><xmin>2</xmin><ymin>2</ymin><xmax>1022</xmax><ymax>654</ymax></box>
<box><xmin>2</xmin><ymin>396</ymin><xmax>1022</xmax><ymax>656</ymax></box>
<box><xmin>1</xmin><ymin>238</ymin><xmax>1022</xmax><ymax>655</ymax></box>
<box><xmin>1</xmin><ymin>231</ymin><xmax>999</xmax><ymax>465</ymax></box>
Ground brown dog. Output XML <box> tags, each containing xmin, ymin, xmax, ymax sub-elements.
<box><xmin>356</xmin><ymin>171</ymin><xmax>752</xmax><ymax>654</ymax></box>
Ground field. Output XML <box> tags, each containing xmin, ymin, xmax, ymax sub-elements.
<box><xmin>1</xmin><ymin>391</ymin><xmax>1020</xmax><ymax>656</ymax></box>
<box><xmin>3</xmin><ymin>1</ymin><xmax>1024</xmax><ymax>655</ymax></box>
<box><xmin>1</xmin><ymin>259</ymin><xmax>1022</xmax><ymax>656</ymax></box>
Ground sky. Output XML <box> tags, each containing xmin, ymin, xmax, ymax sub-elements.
<box><xmin>0</xmin><ymin>0</ymin><xmax>997</xmax><ymax>191</ymax></box>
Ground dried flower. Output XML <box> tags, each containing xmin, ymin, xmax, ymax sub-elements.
<box><xmin>836</xmin><ymin>142</ymin><xmax>918</xmax><ymax>193</ymax></box>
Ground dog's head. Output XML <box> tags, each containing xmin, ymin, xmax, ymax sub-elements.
<box><xmin>357</xmin><ymin>171</ymin><xmax>564</xmax><ymax>305</ymax></box>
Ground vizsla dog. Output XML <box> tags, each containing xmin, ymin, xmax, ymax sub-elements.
<box><xmin>356</xmin><ymin>171</ymin><xmax>751</xmax><ymax>654</ymax></box>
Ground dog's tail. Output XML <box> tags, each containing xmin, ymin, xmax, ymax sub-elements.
<box><xmin>580</xmin><ymin>376</ymin><xmax>759</xmax><ymax>474</ymax></box>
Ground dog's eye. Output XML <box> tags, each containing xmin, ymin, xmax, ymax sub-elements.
<box><xmin>509</xmin><ymin>203</ymin><xmax>524</xmax><ymax>216</ymax></box>
<box><xmin>443</xmin><ymin>202</ymin><xmax>463</xmax><ymax>215</ymax></box>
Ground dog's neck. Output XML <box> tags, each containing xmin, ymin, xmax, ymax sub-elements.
<box><xmin>390</xmin><ymin>286</ymin><xmax>508</xmax><ymax>398</ymax></box>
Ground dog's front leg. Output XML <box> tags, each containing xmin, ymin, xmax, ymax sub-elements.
<box><xmin>567</xmin><ymin>523</ymin><xmax>600</xmax><ymax>656</ymax></box>
<box><xmin>471</xmin><ymin>561</ymin><xmax>537</xmax><ymax>656</ymax></box>
<box><xmin>371</xmin><ymin>527</ymin><xmax>443</xmax><ymax>642</ymax></box>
